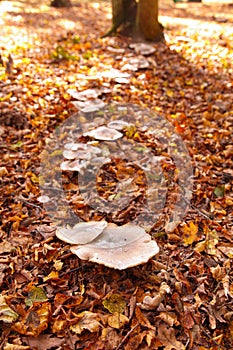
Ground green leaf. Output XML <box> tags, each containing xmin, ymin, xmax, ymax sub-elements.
<box><xmin>72</xmin><ymin>35</ymin><xmax>80</xmax><ymax>44</ymax></box>
<box><xmin>10</xmin><ymin>141</ymin><xmax>23</xmax><ymax>150</ymax></box>
<box><xmin>102</xmin><ymin>294</ymin><xmax>126</xmax><ymax>314</ymax></box>
<box><xmin>214</xmin><ymin>185</ymin><xmax>225</xmax><ymax>198</ymax></box>
<box><xmin>25</xmin><ymin>287</ymin><xmax>48</xmax><ymax>307</ymax></box>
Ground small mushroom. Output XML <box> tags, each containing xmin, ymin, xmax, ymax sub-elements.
<box><xmin>70</xmin><ymin>223</ymin><xmax>159</xmax><ymax>270</ymax></box>
<box><xmin>56</xmin><ymin>220</ymin><xmax>108</xmax><ymax>245</ymax></box>
<box><xmin>68</xmin><ymin>88</ymin><xmax>100</xmax><ymax>101</ymax></box>
<box><xmin>72</xmin><ymin>99</ymin><xmax>105</xmax><ymax>113</ymax></box>
<box><xmin>60</xmin><ymin>159</ymin><xmax>86</xmax><ymax>171</ymax></box>
<box><xmin>129</xmin><ymin>43</ymin><xmax>156</xmax><ymax>56</ymax></box>
<box><xmin>83</xmin><ymin>126</ymin><xmax>123</xmax><ymax>141</ymax></box>
<box><xmin>64</xmin><ymin>143</ymin><xmax>88</xmax><ymax>151</ymax></box>
<box><xmin>63</xmin><ymin>149</ymin><xmax>91</xmax><ymax>160</ymax></box>
<box><xmin>107</xmin><ymin>120</ymin><xmax>131</xmax><ymax>130</ymax></box>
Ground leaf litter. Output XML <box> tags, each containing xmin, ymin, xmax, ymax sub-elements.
<box><xmin>0</xmin><ymin>0</ymin><xmax>233</xmax><ymax>349</ymax></box>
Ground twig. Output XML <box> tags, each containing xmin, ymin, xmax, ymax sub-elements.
<box><xmin>201</xmin><ymin>326</ymin><xmax>227</xmax><ymax>350</ymax></box>
<box><xmin>22</xmin><ymin>200</ymin><xmax>44</xmax><ymax>211</ymax></box>
<box><xmin>59</xmin><ymin>265</ymin><xmax>82</xmax><ymax>276</ymax></box>
<box><xmin>115</xmin><ymin>323</ymin><xmax>140</xmax><ymax>350</ymax></box>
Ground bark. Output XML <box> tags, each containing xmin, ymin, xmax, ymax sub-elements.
<box><xmin>50</xmin><ymin>0</ymin><xmax>72</xmax><ymax>8</ymax></box>
<box><xmin>137</xmin><ymin>0</ymin><xmax>163</xmax><ymax>41</ymax></box>
<box><xmin>108</xmin><ymin>0</ymin><xmax>163</xmax><ymax>42</ymax></box>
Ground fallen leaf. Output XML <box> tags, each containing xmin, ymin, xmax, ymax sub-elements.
<box><xmin>195</xmin><ymin>230</ymin><xmax>219</xmax><ymax>255</ymax></box>
<box><xmin>25</xmin><ymin>286</ymin><xmax>48</xmax><ymax>307</ymax></box>
<box><xmin>107</xmin><ymin>312</ymin><xmax>129</xmax><ymax>329</ymax></box>
<box><xmin>23</xmin><ymin>334</ymin><xmax>64</xmax><ymax>350</ymax></box>
<box><xmin>214</xmin><ymin>184</ymin><xmax>225</xmax><ymax>197</ymax></box>
<box><xmin>103</xmin><ymin>294</ymin><xmax>126</xmax><ymax>314</ymax></box>
<box><xmin>138</xmin><ymin>283</ymin><xmax>170</xmax><ymax>310</ymax></box>
<box><xmin>13</xmin><ymin>302</ymin><xmax>51</xmax><ymax>336</ymax></box>
<box><xmin>157</xmin><ymin>312</ymin><xmax>179</xmax><ymax>327</ymax></box>
<box><xmin>3</xmin><ymin>345</ymin><xmax>30</xmax><ymax>350</ymax></box>
<box><xmin>43</xmin><ymin>271</ymin><xmax>59</xmax><ymax>282</ymax></box>
<box><xmin>181</xmin><ymin>221</ymin><xmax>198</xmax><ymax>245</ymax></box>
<box><xmin>157</xmin><ymin>324</ymin><xmax>185</xmax><ymax>350</ymax></box>
<box><xmin>0</xmin><ymin>294</ymin><xmax>19</xmax><ymax>323</ymax></box>
<box><xmin>70</xmin><ymin>311</ymin><xmax>101</xmax><ymax>334</ymax></box>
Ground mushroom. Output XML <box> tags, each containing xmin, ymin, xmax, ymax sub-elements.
<box><xmin>60</xmin><ymin>159</ymin><xmax>86</xmax><ymax>171</ymax></box>
<box><xmin>70</xmin><ymin>223</ymin><xmax>159</xmax><ymax>270</ymax></box>
<box><xmin>56</xmin><ymin>220</ymin><xmax>107</xmax><ymax>245</ymax></box>
<box><xmin>129</xmin><ymin>43</ymin><xmax>156</xmax><ymax>56</ymax></box>
<box><xmin>83</xmin><ymin>126</ymin><xmax>123</xmax><ymax>141</ymax></box>
<box><xmin>107</xmin><ymin>120</ymin><xmax>131</xmax><ymax>130</ymax></box>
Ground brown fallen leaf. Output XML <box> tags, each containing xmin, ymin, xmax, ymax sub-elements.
<box><xmin>23</xmin><ymin>334</ymin><xmax>64</xmax><ymax>350</ymax></box>
<box><xmin>70</xmin><ymin>311</ymin><xmax>101</xmax><ymax>334</ymax></box>
<box><xmin>138</xmin><ymin>283</ymin><xmax>170</xmax><ymax>310</ymax></box>
<box><xmin>13</xmin><ymin>302</ymin><xmax>51</xmax><ymax>336</ymax></box>
<box><xmin>157</xmin><ymin>324</ymin><xmax>185</xmax><ymax>350</ymax></box>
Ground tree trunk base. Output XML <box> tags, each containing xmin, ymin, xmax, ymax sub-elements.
<box><xmin>107</xmin><ymin>0</ymin><xmax>164</xmax><ymax>42</ymax></box>
<box><xmin>50</xmin><ymin>0</ymin><xmax>72</xmax><ymax>8</ymax></box>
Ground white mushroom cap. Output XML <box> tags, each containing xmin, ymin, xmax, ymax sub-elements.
<box><xmin>56</xmin><ymin>220</ymin><xmax>107</xmax><ymax>245</ymax></box>
<box><xmin>107</xmin><ymin>120</ymin><xmax>131</xmax><ymax>130</ymax></box>
<box><xmin>70</xmin><ymin>223</ymin><xmax>159</xmax><ymax>269</ymax></box>
<box><xmin>83</xmin><ymin>126</ymin><xmax>123</xmax><ymax>141</ymax></box>
<box><xmin>129</xmin><ymin>43</ymin><xmax>156</xmax><ymax>56</ymax></box>
<box><xmin>60</xmin><ymin>160</ymin><xmax>85</xmax><ymax>171</ymax></box>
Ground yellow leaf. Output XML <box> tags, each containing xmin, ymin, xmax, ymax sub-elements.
<box><xmin>70</xmin><ymin>311</ymin><xmax>100</xmax><ymax>334</ymax></box>
<box><xmin>50</xmin><ymin>149</ymin><xmax>63</xmax><ymax>157</ymax></box>
<box><xmin>125</xmin><ymin>125</ymin><xmax>136</xmax><ymax>138</ymax></box>
<box><xmin>194</xmin><ymin>240</ymin><xmax>206</xmax><ymax>253</ymax></box>
<box><xmin>182</xmin><ymin>222</ymin><xmax>198</xmax><ymax>245</ymax></box>
<box><xmin>54</xmin><ymin>260</ymin><xmax>63</xmax><ymax>271</ymax></box>
<box><xmin>22</xmin><ymin>57</ymin><xmax>31</xmax><ymax>64</ymax></box>
<box><xmin>166</xmin><ymin>89</ymin><xmax>174</xmax><ymax>97</ymax></box>
<box><xmin>4</xmin><ymin>344</ymin><xmax>30</xmax><ymax>350</ymax></box>
<box><xmin>195</xmin><ymin>230</ymin><xmax>219</xmax><ymax>255</ymax></box>
<box><xmin>206</xmin><ymin>230</ymin><xmax>219</xmax><ymax>255</ymax></box>
<box><xmin>43</xmin><ymin>271</ymin><xmax>59</xmax><ymax>282</ymax></box>
<box><xmin>102</xmin><ymin>294</ymin><xmax>126</xmax><ymax>314</ymax></box>
<box><xmin>31</xmin><ymin>173</ymin><xmax>39</xmax><ymax>183</ymax></box>
<box><xmin>0</xmin><ymin>92</ymin><xmax>12</xmax><ymax>102</ymax></box>
<box><xmin>52</xmin><ymin>319</ymin><xmax>67</xmax><ymax>333</ymax></box>
<box><xmin>0</xmin><ymin>294</ymin><xmax>19</xmax><ymax>323</ymax></box>
<box><xmin>13</xmin><ymin>302</ymin><xmax>51</xmax><ymax>336</ymax></box>
<box><xmin>107</xmin><ymin>312</ymin><xmax>129</xmax><ymax>329</ymax></box>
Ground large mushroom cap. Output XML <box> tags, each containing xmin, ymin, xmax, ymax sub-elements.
<box><xmin>70</xmin><ymin>223</ymin><xmax>159</xmax><ymax>270</ymax></box>
<box><xmin>56</xmin><ymin>220</ymin><xmax>108</xmax><ymax>245</ymax></box>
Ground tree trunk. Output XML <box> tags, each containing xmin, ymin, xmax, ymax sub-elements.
<box><xmin>107</xmin><ymin>0</ymin><xmax>163</xmax><ymax>42</ymax></box>
<box><xmin>137</xmin><ymin>0</ymin><xmax>163</xmax><ymax>41</ymax></box>
<box><xmin>51</xmin><ymin>0</ymin><xmax>72</xmax><ymax>8</ymax></box>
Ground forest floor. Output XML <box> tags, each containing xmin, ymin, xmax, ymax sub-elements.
<box><xmin>0</xmin><ymin>0</ymin><xmax>233</xmax><ymax>349</ymax></box>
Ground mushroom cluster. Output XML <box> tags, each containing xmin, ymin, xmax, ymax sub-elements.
<box><xmin>56</xmin><ymin>121</ymin><xmax>159</xmax><ymax>268</ymax></box>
